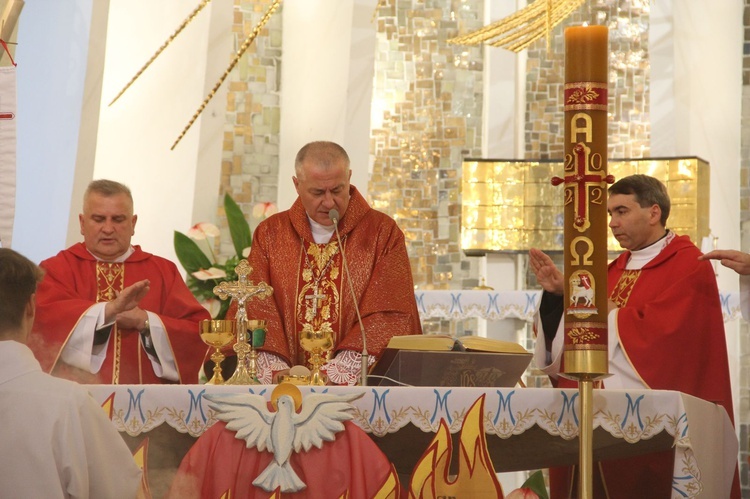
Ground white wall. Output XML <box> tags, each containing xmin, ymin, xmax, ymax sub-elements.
<box><xmin>12</xmin><ymin>0</ymin><xmax>95</xmax><ymax>263</ymax></box>
<box><xmin>650</xmin><ymin>0</ymin><xmax>743</xmax><ymax>425</ymax></box>
<box><xmin>11</xmin><ymin>0</ymin><xmax>231</xmax><ymax>266</ymax></box>
<box><xmin>278</xmin><ymin>0</ymin><xmax>377</xmax><ymax>210</ymax></box>
<box><xmin>93</xmin><ymin>0</ymin><xmax>232</xmax><ymax>266</ymax></box>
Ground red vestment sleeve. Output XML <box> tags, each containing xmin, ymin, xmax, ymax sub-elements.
<box><xmin>335</xmin><ymin>213</ymin><xmax>422</xmax><ymax>357</ymax></box>
<box><xmin>30</xmin><ymin>244</ymin><xmax>210</xmax><ymax>384</ymax></box>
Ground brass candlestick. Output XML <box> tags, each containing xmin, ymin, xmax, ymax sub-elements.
<box><xmin>212</xmin><ymin>259</ymin><xmax>273</xmax><ymax>385</ymax></box>
<box><xmin>200</xmin><ymin>319</ymin><xmax>236</xmax><ymax>385</ymax></box>
<box><xmin>246</xmin><ymin>319</ymin><xmax>267</xmax><ymax>383</ymax></box>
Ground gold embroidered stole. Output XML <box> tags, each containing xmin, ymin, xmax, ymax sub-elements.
<box><xmin>296</xmin><ymin>239</ymin><xmax>343</xmax><ymax>367</ymax></box>
<box><xmin>96</xmin><ymin>262</ymin><xmax>124</xmax><ymax>384</ymax></box>
<box><xmin>609</xmin><ymin>269</ymin><xmax>640</xmax><ymax>307</ymax></box>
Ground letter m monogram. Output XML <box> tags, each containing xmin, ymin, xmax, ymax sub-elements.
<box><xmin>494</xmin><ymin>390</ymin><xmax>516</xmax><ymax>425</ymax></box>
<box><xmin>370</xmin><ymin>388</ymin><xmax>390</xmax><ymax>424</ymax></box>
<box><xmin>557</xmin><ymin>391</ymin><xmax>579</xmax><ymax>426</ymax></box>
<box><xmin>125</xmin><ymin>388</ymin><xmax>146</xmax><ymax>421</ymax></box>
<box><xmin>431</xmin><ymin>389</ymin><xmax>452</xmax><ymax>425</ymax></box>
<box><xmin>622</xmin><ymin>393</ymin><xmax>644</xmax><ymax>430</ymax></box>
<box><xmin>186</xmin><ymin>389</ymin><xmax>207</xmax><ymax>424</ymax></box>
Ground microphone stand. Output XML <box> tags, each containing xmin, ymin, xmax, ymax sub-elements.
<box><xmin>330</xmin><ymin>210</ymin><xmax>369</xmax><ymax>386</ymax></box>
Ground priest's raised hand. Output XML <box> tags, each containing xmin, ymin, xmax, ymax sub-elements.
<box><xmin>105</xmin><ymin>279</ymin><xmax>150</xmax><ymax>328</ymax></box>
<box><xmin>529</xmin><ymin>247</ymin><xmax>564</xmax><ymax>295</ymax></box>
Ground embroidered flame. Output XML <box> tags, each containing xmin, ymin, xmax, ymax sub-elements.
<box><xmin>408</xmin><ymin>394</ymin><xmax>503</xmax><ymax>498</ymax></box>
<box><xmin>369</xmin><ymin>464</ymin><xmax>402</xmax><ymax>499</ymax></box>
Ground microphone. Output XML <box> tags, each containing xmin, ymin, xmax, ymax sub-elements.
<box><xmin>329</xmin><ymin>209</ymin><xmax>369</xmax><ymax>386</ymax></box>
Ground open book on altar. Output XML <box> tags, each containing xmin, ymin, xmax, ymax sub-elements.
<box><xmin>368</xmin><ymin>334</ymin><xmax>533</xmax><ymax>388</ymax></box>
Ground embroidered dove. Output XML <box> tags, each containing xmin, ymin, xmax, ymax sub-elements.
<box><xmin>205</xmin><ymin>387</ymin><xmax>364</xmax><ymax>493</ymax></box>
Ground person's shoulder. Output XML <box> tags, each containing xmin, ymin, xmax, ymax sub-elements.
<box><xmin>18</xmin><ymin>370</ymin><xmax>92</xmax><ymax>403</ymax></box>
<box><xmin>255</xmin><ymin>209</ymin><xmax>294</xmax><ymax>237</ymax></box>
<box><xmin>668</xmin><ymin>233</ymin><xmax>703</xmax><ymax>256</ymax></box>
<box><xmin>41</xmin><ymin>243</ymin><xmax>90</xmax><ymax>264</ymax></box>
<box><xmin>365</xmin><ymin>209</ymin><xmax>403</xmax><ymax>236</ymax></box>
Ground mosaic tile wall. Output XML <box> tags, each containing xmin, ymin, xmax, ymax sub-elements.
<box><xmin>524</xmin><ymin>0</ymin><xmax>650</xmax><ymax>160</ymax></box>
<box><xmin>369</xmin><ymin>0</ymin><xmax>485</xmax><ymax>296</ymax></box>
<box><xmin>218</xmin><ymin>0</ymin><xmax>282</xmax><ymax>258</ymax></box>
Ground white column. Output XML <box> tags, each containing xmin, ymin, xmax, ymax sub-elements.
<box><xmin>278</xmin><ymin>0</ymin><xmax>377</xmax><ymax>210</ymax></box>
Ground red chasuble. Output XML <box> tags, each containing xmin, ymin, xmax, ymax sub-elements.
<box><xmin>30</xmin><ymin>243</ymin><xmax>210</xmax><ymax>384</ymax></box>
<box><xmin>551</xmin><ymin>234</ymin><xmax>739</xmax><ymax>499</ymax></box>
<box><xmin>236</xmin><ymin>186</ymin><xmax>422</xmax><ymax>367</ymax></box>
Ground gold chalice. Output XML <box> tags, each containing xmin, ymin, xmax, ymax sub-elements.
<box><xmin>300</xmin><ymin>324</ymin><xmax>334</xmax><ymax>386</ymax></box>
<box><xmin>200</xmin><ymin>319</ymin><xmax>236</xmax><ymax>385</ymax></box>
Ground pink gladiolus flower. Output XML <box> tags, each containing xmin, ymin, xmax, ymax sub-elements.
<box><xmin>187</xmin><ymin>222</ymin><xmax>221</xmax><ymax>240</ymax></box>
<box><xmin>505</xmin><ymin>488</ymin><xmax>540</xmax><ymax>499</ymax></box>
<box><xmin>252</xmin><ymin>202</ymin><xmax>278</xmax><ymax>219</ymax></box>
<box><xmin>192</xmin><ymin>267</ymin><xmax>227</xmax><ymax>281</ymax></box>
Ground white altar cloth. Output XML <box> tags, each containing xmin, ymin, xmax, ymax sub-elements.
<box><xmin>88</xmin><ymin>385</ymin><xmax>737</xmax><ymax>498</ymax></box>
<box><xmin>414</xmin><ymin>290</ymin><xmax>742</xmax><ymax>323</ymax></box>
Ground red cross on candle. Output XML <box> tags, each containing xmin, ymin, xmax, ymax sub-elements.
<box><xmin>551</xmin><ymin>142</ymin><xmax>614</xmax><ymax>231</ymax></box>
<box><xmin>0</xmin><ymin>112</ymin><xmax>14</xmax><ymax>120</ymax></box>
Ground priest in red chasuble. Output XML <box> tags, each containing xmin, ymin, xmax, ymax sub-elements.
<box><xmin>530</xmin><ymin>175</ymin><xmax>739</xmax><ymax>498</ymax></box>
<box><xmin>234</xmin><ymin>141</ymin><xmax>422</xmax><ymax>385</ymax></box>
<box><xmin>29</xmin><ymin>180</ymin><xmax>210</xmax><ymax>384</ymax></box>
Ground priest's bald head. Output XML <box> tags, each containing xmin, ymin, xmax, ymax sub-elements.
<box><xmin>0</xmin><ymin>248</ymin><xmax>44</xmax><ymax>342</ymax></box>
<box><xmin>79</xmin><ymin>179</ymin><xmax>138</xmax><ymax>261</ymax></box>
<box><xmin>292</xmin><ymin>141</ymin><xmax>353</xmax><ymax>227</ymax></box>
<box><xmin>607</xmin><ymin>174</ymin><xmax>671</xmax><ymax>251</ymax></box>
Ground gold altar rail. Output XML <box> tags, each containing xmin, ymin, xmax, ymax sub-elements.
<box><xmin>461</xmin><ymin>157</ymin><xmax>710</xmax><ymax>254</ymax></box>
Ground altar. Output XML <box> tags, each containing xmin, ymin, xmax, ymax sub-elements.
<box><xmin>88</xmin><ymin>385</ymin><xmax>738</xmax><ymax>498</ymax></box>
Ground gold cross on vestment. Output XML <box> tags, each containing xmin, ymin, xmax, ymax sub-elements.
<box><xmin>305</xmin><ymin>284</ymin><xmax>326</xmax><ymax>317</ymax></box>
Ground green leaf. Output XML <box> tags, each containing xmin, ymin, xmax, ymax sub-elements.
<box><xmin>224</xmin><ymin>193</ymin><xmax>252</xmax><ymax>257</ymax></box>
<box><xmin>173</xmin><ymin>231</ymin><xmax>213</xmax><ymax>274</ymax></box>
<box><xmin>216</xmin><ymin>298</ymin><xmax>231</xmax><ymax>320</ymax></box>
<box><xmin>521</xmin><ymin>470</ymin><xmax>549</xmax><ymax>499</ymax></box>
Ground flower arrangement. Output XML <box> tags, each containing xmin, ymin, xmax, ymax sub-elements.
<box><xmin>174</xmin><ymin>193</ymin><xmax>276</xmax><ymax>319</ymax></box>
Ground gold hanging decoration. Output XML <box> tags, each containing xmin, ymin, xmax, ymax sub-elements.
<box><xmin>447</xmin><ymin>0</ymin><xmax>587</xmax><ymax>52</ymax></box>
<box><xmin>171</xmin><ymin>0</ymin><xmax>282</xmax><ymax>150</ymax></box>
<box><xmin>108</xmin><ymin>0</ymin><xmax>213</xmax><ymax>107</ymax></box>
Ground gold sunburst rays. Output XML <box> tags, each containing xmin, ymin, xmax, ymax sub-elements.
<box><xmin>108</xmin><ymin>0</ymin><xmax>213</xmax><ymax>107</ymax></box>
<box><xmin>108</xmin><ymin>0</ymin><xmax>282</xmax><ymax>150</ymax></box>
<box><xmin>170</xmin><ymin>0</ymin><xmax>282</xmax><ymax>150</ymax></box>
<box><xmin>447</xmin><ymin>0</ymin><xmax>587</xmax><ymax>53</ymax></box>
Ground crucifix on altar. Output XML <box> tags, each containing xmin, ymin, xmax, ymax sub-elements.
<box><xmin>212</xmin><ymin>259</ymin><xmax>273</xmax><ymax>385</ymax></box>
